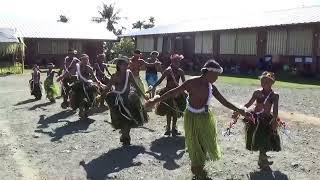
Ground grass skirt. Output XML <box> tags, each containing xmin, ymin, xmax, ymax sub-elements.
<box><xmin>70</xmin><ymin>81</ymin><xmax>100</xmax><ymax>110</ymax></box>
<box><xmin>244</xmin><ymin>113</ymin><xmax>281</xmax><ymax>152</ymax></box>
<box><xmin>44</xmin><ymin>77</ymin><xmax>60</xmax><ymax>100</ymax></box>
<box><xmin>29</xmin><ymin>80</ymin><xmax>42</xmax><ymax>99</ymax></box>
<box><xmin>61</xmin><ymin>75</ymin><xmax>77</xmax><ymax>97</ymax></box>
<box><xmin>155</xmin><ymin>88</ymin><xmax>187</xmax><ymax>117</ymax></box>
<box><xmin>184</xmin><ymin>110</ymin><xmax>222</xmax><ymax>166</ymax></box>
<box><xmin>133</xmin><ymin>76</ymin><xmax>146</xmax><ymax>95</ymax></box>
<box><xmin>105</xmin><ymin>91</ymin><xmax>148</xmax><ymax>130</ymax></box>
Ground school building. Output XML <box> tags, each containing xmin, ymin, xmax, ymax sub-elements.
<box><xmin>0</xmin><ymin>15</ymin><xmax>117</xmax><ymax>67</ymax></box>
<box><xmin>124</xmin><ymin>6</ymin><xmax>320</xmax><ymax>74</ymax></box>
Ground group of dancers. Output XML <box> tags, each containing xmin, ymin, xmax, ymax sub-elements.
<box><xmin>29</xmin><ymin>49</ymin><xmax>282</xmax><ymax>179</ymax></box>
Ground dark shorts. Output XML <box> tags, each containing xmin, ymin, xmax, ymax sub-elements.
<box><xmin>146</xmin><ymin>73</ymin><xmax>158</xmax><ymax>87</ymax></box>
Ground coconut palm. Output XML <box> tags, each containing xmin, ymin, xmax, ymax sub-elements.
<box><xmin>132</xmin><ymin>20</ymin><xmax>145</xmax><ymax>30</ymax></box>
<box><xmin>98</xmin><ymin>3</ymin><xmax>122</xmax><ymax>32</ymax></box>
<box><xmin>57</xmin><ymin>15</ymin><xmax>69</xmax><ymax>23</ymax></box>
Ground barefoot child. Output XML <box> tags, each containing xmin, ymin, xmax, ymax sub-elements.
<box><xmin>43</xmin><ymin>63</ymin><xmax>60</xmax><ymax>103</ymax></box>
<box><xmin>234</xmin><ymin>71</ymin><xmax>281</xmax><ymax>169</ymax></box>
<box><xmin>29</xmin><ymin>64</ymin><xmax>42</xmax><ymax>100</ymax></box>
<box><xmin>105</xmin><ymin>57</ymin><xmax>149</xmax><ymax>146</ymax></box>
<box><xmin>148</xmin><ymin>54</ymin><xmax>186</xmax><ymax>136</ymax></box>
<box><xmin>145</xmin><ymin>51</ymin><xmax>162</xmax><ymax>98</ymax></box>
<box><xmin>146</xmin><ymin>60</ymin><xmax>249</xmax><ymax>179</ymax></box>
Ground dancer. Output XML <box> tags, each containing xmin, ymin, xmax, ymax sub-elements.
<box><xmin>105</xmin><ymin>57</ymin><xmax>149</xmax><ymax>146</ymax></box>
<box><xmin>233</xmin><ymin>71</ymin><xmax>281</xmax><ymax>170</ymax></box>
<box><xmin>129</xmin><ymin>49</ymin><xmax>160</xmax><ymax>97</ymax></box>
<box><xmin>148</xmin><ymin>54</ymin><xmax>186</xmax><ymax>136</ymax></box>
<box><xmin>59</xmin><ymin>50</ymin><xmax>79</xmax><ymax>108</ymax></box>
<box><xmin>94</xmin><ymin>53</ymin><xmax>111</xmax><ymax>107</ymax></box>
<box><xmin>29</xmin><ymin>64</ymin><xmax>42</xmax><ymax>100</ymax></box>
<box><xmin>43</xmin><ymin>63</ymin><xmax>60</xmax><ymax>102</ymax></box>
<box><xmin>146</xmin><ymin>60</ymin><xmax>249</xmax><ymax>179</ymax></box>
<box><xmin>145</xmin><ymin>51</ymin><xmax>162</xmax><ymax>98</ymax></box>
<box><xmin>70</xmin><ymin>54</ymin><xmax>102</xmax><ymax>119</ymax></box>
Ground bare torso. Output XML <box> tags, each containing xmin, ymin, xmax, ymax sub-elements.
<box><xmin>253</xmin><ymin>89</ymin><xmax>275</xmax><ymax>114</ymax></box>
<box><xmin>185</xmin><ymin>77</ymin><xmax>211</xmax><ymax>109</ymax></box>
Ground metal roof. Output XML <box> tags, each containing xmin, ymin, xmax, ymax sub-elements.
<box><xmin>124</xmin><ymin>6</ymin><xmax>320</xmax><ymax>36</ymax></box>
<box><xmin>0</xmin><ymin>15</ymin><xmax>117</xmax><ymax>40</ymax></box>
<box><xmin>0</xmin><ymin>28</ymin><xmax>19</xmax><ymax>43</ymax></box>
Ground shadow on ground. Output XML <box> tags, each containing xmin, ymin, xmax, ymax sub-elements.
<box><xmin>147</xmin><ymin>136</ymin><xmax>185</xmax><ymax>170</ymax></box>
<box><xmin>249</xmin><ymin>169</ymin><xmax>289</xmax><ymax>180</ymax></box>
<box><xmin>14</xmin><ymin>98</ymin><xmax>38</xmax><ymax>106</ymax></box>
<box><xmin>35</xmin><ymin>118</ymin><xmax>94</xmax><ymax>141</ymax></box>
<box><xmin>80</xmin><ymin>145</ymin><xmax>145</xmax><ymax>180</ymax></box>
<box><xmin>29</xmin><ymin>101</ymin><xmax>55</xmax><ymax>110</ymax></box>
<box><xmin>37</xmin><ymin>110</ymin><xmax>76</xmax><ymax>128</ymax></box>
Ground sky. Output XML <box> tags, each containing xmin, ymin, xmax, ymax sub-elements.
<box><xmin>1</xmin><ymin>0</ymin><xmax>320</xmax><ymax>29</ymax></box>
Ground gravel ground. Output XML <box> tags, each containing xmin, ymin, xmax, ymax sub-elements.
<box><xmin>0</xmin><ymin>73</ymin><xmax>319</xmax><ymax>180</ymax></box>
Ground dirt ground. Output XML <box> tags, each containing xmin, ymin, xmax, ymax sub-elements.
<box><xmin>0</xmin><ymin>73</ymin><xmax>320</xmax><ymax>180</ymax></box>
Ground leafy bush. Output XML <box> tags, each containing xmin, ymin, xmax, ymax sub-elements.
<box><xmin>111</xmin><ymin>38</ymin><xmax>135</xmax><ymax>58</ymax></box>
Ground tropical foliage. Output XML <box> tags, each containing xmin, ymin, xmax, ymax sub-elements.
<box><xmin>57</xmin><ymin>15</ymin><xmax>69</xmax><ymax>23</ymax></box>
<box><xmin>132</xmin><ymin>16</ymin><xmax>155</xmax><ymax>30</ymax></box>
<box><xmin>92</xmin><ymin>3</ymin><xmax>125</xmax><ymax>35</ymax></box>
<box><xmin>111</xmin><ymin>38</ymin><xmax>135</xmax><ymax>58</ymax></box>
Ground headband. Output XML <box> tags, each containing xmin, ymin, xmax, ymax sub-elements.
<box><xmin>201</xmin><ymin>67</ymin><xmax>223</xmax><ymax>74</ymax></box>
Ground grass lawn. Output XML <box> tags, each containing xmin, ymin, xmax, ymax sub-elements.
<box><xmin>218</xmin><ymin>73</ymin><xmax>320</xmax><ymax>89</ymax></box>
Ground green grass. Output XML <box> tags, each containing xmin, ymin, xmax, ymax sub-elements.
<box><xmin>0</xmin><ymin>63</ymin><xmax>23</xmax><ymax>75</ymax></box>
<box><xmin>218</xmin><ymin>74</ymin><xmax>320</xmax><ymax>89</ymax></box>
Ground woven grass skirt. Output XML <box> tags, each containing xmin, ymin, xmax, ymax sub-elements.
<box><xmin>44</xmin><ymin>78</ymin><xmax>60</xmax><ymax>100</ymax></box>
<box><xmin>184</xmin><ymin>109</ymin><xmax>222</xmax><ymax>166</ymax></box>
<box><xmin>70</xmin><ymin>81</ymin><xmax>100</xmax><ymax>109</ymax></box>
<box><xmin>105</xmin><ymin>91</ymin><xmax>148</xmax><ymax>130</ymax></box>
<box><xmin>133</xmin><ymin>76</ymin><xmax>146</xmax><ymax>95</ymax></box>
<box><xmin>244</xmin><ymin>113</ymin><xmax>281</xmax><ymax>152</ymax></box>
<box><xmin>155</xmin><ymin>88</ymin><xmax>187</xmax><ymax>117</ymax></box>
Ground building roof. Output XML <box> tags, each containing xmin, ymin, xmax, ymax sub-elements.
<box><xmin>124</xmin><ymin>5</ymin><xmax>320</xmax><ymax>36</ymax></box>
<box><xmin>0</xmin><ymin>15</ymin><xmax>117</xmax><ymax>40</ymax></box>
<box><xmin>0</xmin><ymin>28</ymin><xmax>19</xmax><ymax>43</ymax></box>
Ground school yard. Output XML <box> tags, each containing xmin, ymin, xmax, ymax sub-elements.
<box><xmin>0</xmin><ymin>72</ymin><xmax>320</xmax><ymax>180</ymax></box>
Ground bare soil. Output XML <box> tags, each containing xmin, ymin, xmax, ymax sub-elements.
<box><xmin>0</xmin><ymin>73</ymin><xmax>319</xmax><ymax>180</ymax></box>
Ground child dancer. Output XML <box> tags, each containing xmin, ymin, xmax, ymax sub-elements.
<box><xmin>105</xmin><ymin>57</ymin><xmax>149</xmax><ymax>146</ymax></box>
<box><xmin>233</xmin><ymin>71</ymin><xmax>281</xmax><ymax>170</ymax></box>
<box><xmin>145</xmin><ymin>51</ymin><xmax>162</xmax><ymax>98</ymax></box>
<box><xmin>29</xmin><ymin>64</ymin><xmax>42</xmax><ymax>100</ymax></box>
<box><xmin>148</xmin><ymin>54</ymin><xmax>186</xmax><ymax>136</ymax></box>
<box><xmin>146</xmin><ymin>60</ymin><xmax>249</xmax><ymax>179</ymax></box>
<box><xmin>44</xmin><ymin>63</ymin><xmax>60</xmax><ymax>103</ymax></box>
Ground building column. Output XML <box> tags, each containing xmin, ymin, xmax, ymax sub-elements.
<box><xmin>257</xmin><ymin>29</ymin><xmax>267</xmax><ymax>59</ymax></box>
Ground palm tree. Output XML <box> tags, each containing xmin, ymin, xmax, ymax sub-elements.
<box><xmin>98</xmin><ymin>3</ymin><xmax>122</xmax><ymax>32</ymax></box>
<box><xmin>149</xmin><ymin>16</ymin><xmax>155</xmax><ymax>24</ymax></box>
<box><xmin>57</xmin><ymin>15</ymin><xmax>69</xmax><ymax>23</ymax></box>
<box><xmin>132</xmin><ymin>20</ymin><xmax>145</xmax><ymax>30</ymax></box>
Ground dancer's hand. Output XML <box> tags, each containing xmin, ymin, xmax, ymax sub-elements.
<box><xmin>144</xmin><ymin>94</ymin><xmax>150</xmax><ymax>101</ymax></box>
<box><xmin>56</xmin><ymin>76</ymin><xmax>63</xmax><ymax>82</ymax></box>
<box><xmin>145</xmin><ymin>96</ymin><xmax>158</xmax><ymax>108</ymax></box>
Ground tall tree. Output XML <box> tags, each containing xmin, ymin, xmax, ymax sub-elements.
<box><xmin>132</xmin><ymin>17</ymin><xmax>155</xmax><ymax>30</ymax></box>
<box><xmin>57</xmin><ymin>15</ymin><xmax>69</xmax><ymax>23</ymax></box>
<box><xmin>97</xmin><ymin>3</ymin><xmax>122</xmax><ymax>32</ymax></box>
<box><xmin>132</xmin><ymin>20</ymin><xmax>145</xmax><ymax>30</ymax></box>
